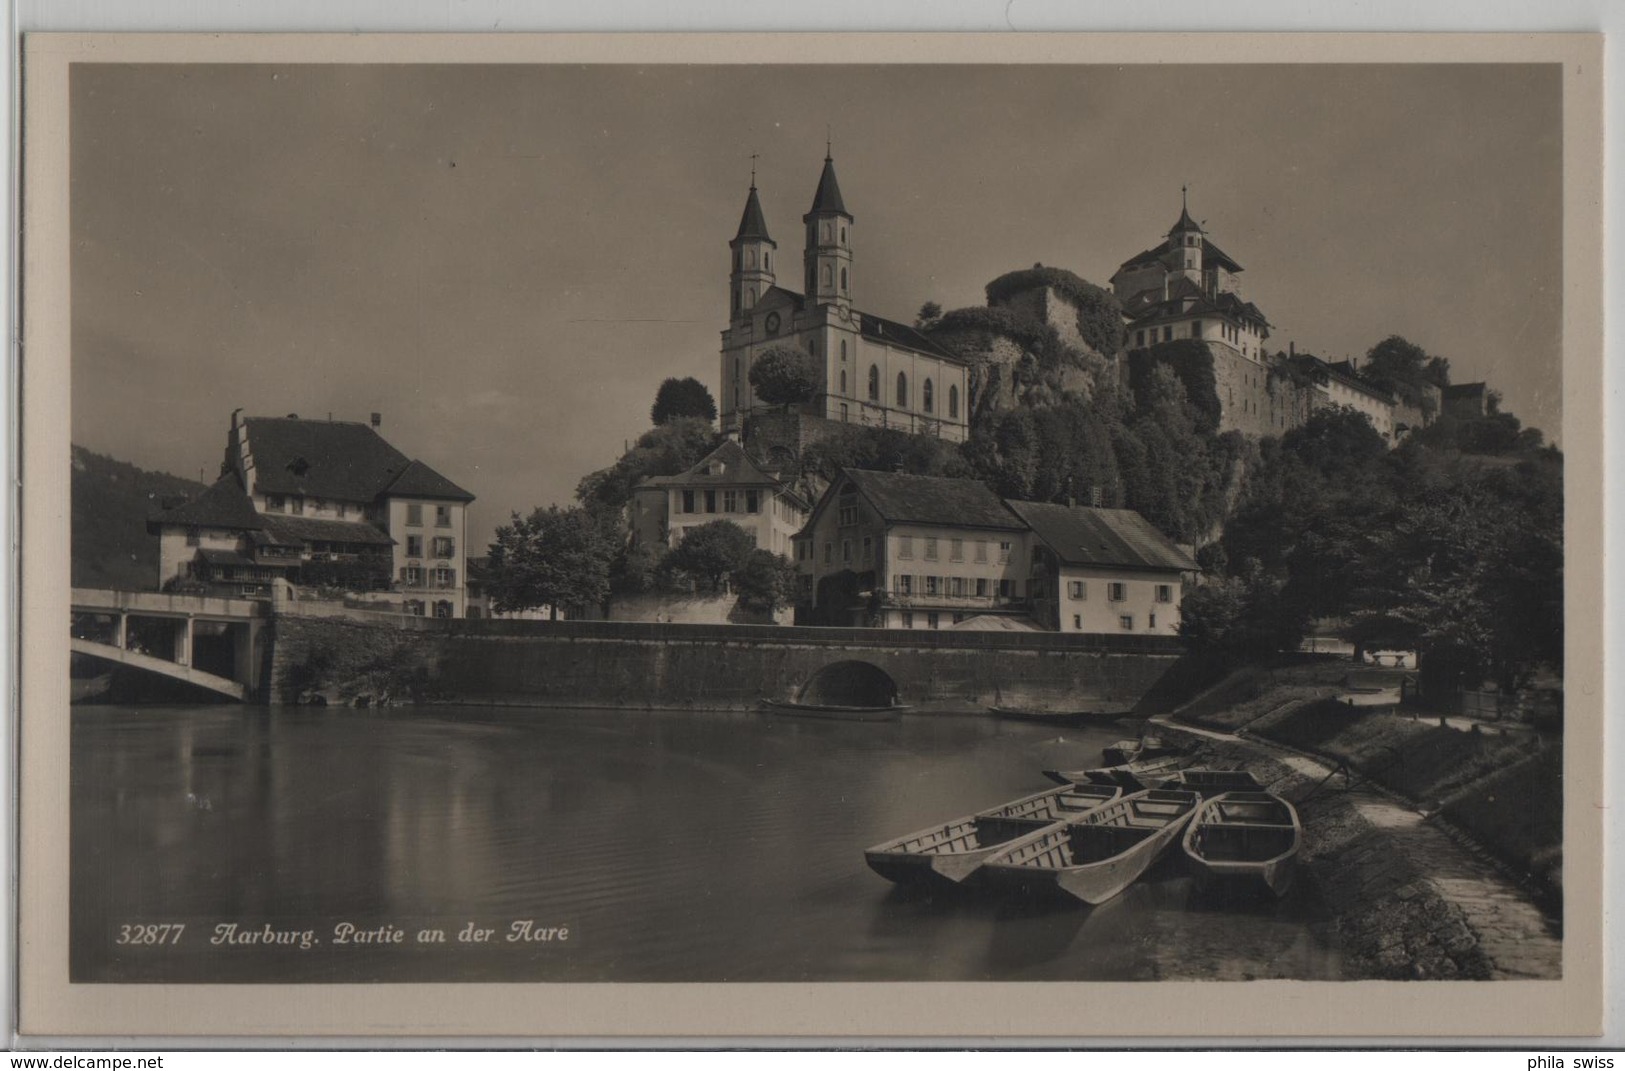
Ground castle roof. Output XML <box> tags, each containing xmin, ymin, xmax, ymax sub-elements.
<box><xmin>1122</xmin><ymin>279</ymin><xmax>1269</xmax><ymax>332</ymax></box>
<box><xmin>1288</xmin><ymin>355</ymin><xmax>1397</xmax><ymax>405</ymax></box>
<box><xmin>1113</xmin><ymin>235</ymin><xmax>1245</xmax><ymax>279</ymax></box>
<box><xmin>836</xmin><ymin>469</ymin><xmax>1025</xmax><ymax>531</ymax></box>
<box><xmin>639</xmin><ymin>439</ymin><xmax>784</xmax><ymax>490</ymax></box>
<box><xmin>805</xmin><ymin>155</ymin><xmax>850</xmax><ymax>219</ymax></box>
<box><xmin>1168</xmin><ymin>203</ymin><xmax>1205</xmax><ymax>236</ymax></box>
<box><xmin>732</xmin><ymin>184</ymin><xmax>775</xmax><ymax>245</ymax></box>
<box><xmin>1005</xmin><ymin>499</ymin><xmax>1198</xmax><ymax>573</ymax></box>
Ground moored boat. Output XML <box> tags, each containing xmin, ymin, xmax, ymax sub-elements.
<box><xmin>757</xmin><ymin>698</ymin><xmax>908</xmax><ymax>722</ymax></box>
<box><xmin>1041</xmin><ymin>754</ymin><xmax>1188</xmax><ymax>789</ymax></box>
<box><xmin>1154</xmin><ymin>768</ymin><xmax>1266</xmax><ymax>794</ymax></box>
<box><xmin>1181</xmin><ymin>791</ymin><xmax>1303</xmax><ymax>897</ymax></box>
<box><xmin>976</xmin><ymin>788</ymin><xmax>1202</xmax><ymax>904</ymax></box>
<box><xmin>864</xmin><ymin>782</ymin><xmax>1122</xmax><ymax>885</ymax></box>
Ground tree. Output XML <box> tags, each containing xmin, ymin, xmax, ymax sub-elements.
<box><xmin>487</xmin><ymin>505</ymin><xmax>617</xmax><ymax>618</ymax></box>
<box><xmin>666</xmin><ymin>520</ymin><xmax>756</xmax><ymax>592</ymax></box>
<box><xmin>748</xmin><ymin>345</ymin><xmax>821</xmax><ymax>407</ymax></box>
<box><xmin>650</xmin><ymin>377</ymin><xmax>718</xmax><ymax>426</ymax></box>
<box><xmin>575</xmin><ymin>417</ymin><xmax>718</xmax><ymax>519</ymax></box>
<box><xmin>1362</xmin><ymin>335</ymin><xmax>1444</xmax><ymax>418</ymax></box>
<box><xmin>914</xmin><ymin>301</ymin><xmax>943</xmax><ymax>330</ymax></box>
<box><xmin>732</xmin><ymin>549</ymin><xmax>799</xmax><ymax>614</ymax></box>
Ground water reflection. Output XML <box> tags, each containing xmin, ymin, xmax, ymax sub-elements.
<box><xmin>72</xmin><ymin>704</ymin><xmax>1341</xmax><ymax>982</ymax></box>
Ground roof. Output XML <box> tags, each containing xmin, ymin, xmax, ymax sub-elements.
<box><xmin>947</xmin><ymin>614</ymin><xmax>1046</xmax><ymax>632</ymax></box>
<box><xmin>1287</xmin><ymin>356</ymin><xmax>1397</xmax><ymax>405</ymax></box>
<box><xmin>761</xmin><ymin>285</ymin><xmax>807</xmax><ymax>312</ymax></box>
<box><xmin>732</xmin><ymin>184</ymin><xmax>774</xmax><ymax>244</ymax></box>
<box><xmin>638</xmin><ymin>439</ymin><xmax>784</xmax><ymax>489</ymax></box>
<box><xmin>805</xmin><ymin>154</ymin><xmax>850</xmax><ymax>218</ymax></box>
<box><xmin>858</xmin><ymin>311</ymin><xmax>965</xmax><ymax>364</ymax></box>
<box><xmin>1123</xmin><ymin>283</ymin><xmax>1270</xmax><ymax>331</ymax></box>
<box><xmin>385</xmin><ymin>459</ymin><xmax>475</xmax><ymax>501</ymax></box>
<box><xmin>242</xmin><ymin>417</ymin><xmax>414</xmax><ymax>501</ymax></box>
<box><xmin>1443</xmin><ymin>382</ymin><xmax>1487</xmax><ymax>398</ymax></box>
<box><xmin>1113</xmin><ymin>235</ymin><xmax>1244</xmax><ymax>279</ymax></box>
<box><xmin>147</xmin><ymin>475</ymin><xmax>261</xmax><ymax>532</ymax></box>
<box><xmin>195</xmin><ymin>547</ymin><xmax>259</xmax><ymax>568</ymax></box>
<box><xmin>260</xmin><ymin>514</ymin><xmax>396</xmax><ymax>547</ymax></box>
<box><xmin>1004</xmin><ymin>500</ymin><xmax>1199</xmax><ymax>572</ymax></box>
<box><xmin>840</xmin><ymin>469</ymin><xmax>1025</xmax><ymax>531</ymax></box>
<box><xmin>1168</xmin><ymin>202</ymin><xmax>1204</xmax><ymax>235</ymax></box>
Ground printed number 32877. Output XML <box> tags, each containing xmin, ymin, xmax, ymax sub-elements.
<box><xmin>117</xmin><ymin>923</ymin><xmax>185</xmax><ymax>945</ymax></box>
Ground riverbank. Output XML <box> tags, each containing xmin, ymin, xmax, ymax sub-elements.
<box><xmin>1156</xmin><ymin>664</ymin><xmax>1562</xmax><ymax>980</ymax></box>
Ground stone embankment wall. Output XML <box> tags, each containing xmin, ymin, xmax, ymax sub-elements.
<box><xmin>268</xmin><ymin>615</ymin><xmax>1193</xmax><ymax>712</ymax></box>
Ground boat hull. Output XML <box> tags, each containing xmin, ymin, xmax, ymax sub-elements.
<box><xmin>1181</xmin><ymin>792</ymin><xmax>1303</xmax><ymax>899</ymax></box>
<box><xmin>758</xmin><ymin>698</ymin><xmax>905</xmax><ymax>722</ymax></box>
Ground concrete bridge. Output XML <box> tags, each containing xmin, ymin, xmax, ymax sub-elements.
<box><xmin>71</xmin><ymin>588</ymin><xmax>270</xmax><ymax>702</ymax></box>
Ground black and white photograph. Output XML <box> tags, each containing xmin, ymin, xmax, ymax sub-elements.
<box><xmin>17</xmin><ymin>33</ymin><xmax>1605</xmax><ymax>1040</ymax></box>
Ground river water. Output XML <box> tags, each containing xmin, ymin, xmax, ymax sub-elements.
<box><xmin>72</xmin><ymin>704</ymin><xmax>1342</xmax><ymax>983</ymax></box>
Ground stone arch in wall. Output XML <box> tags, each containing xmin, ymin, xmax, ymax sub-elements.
<box><xmin>797</xmin><ymin>659</ymin><xmax>900</xmax><ymax>708</ymax></box>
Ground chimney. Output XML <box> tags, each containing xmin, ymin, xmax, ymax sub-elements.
<box><xmin>1289</xmin><ymin>341</ymin><xmax>1296</xmax><ymax>359</ymax></box>
<box><xmin>370</xmin><ymin>412</ymin><xmax>382</xmax><ymax>428</ymax></box>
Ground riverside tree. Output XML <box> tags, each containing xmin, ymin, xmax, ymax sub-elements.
<box><xmin>666</xmin><ymin>519</ymin><xmax>756</xmax><ymax>592</ymax></box>
<box><xmin>731</xmin><ymin>549</ymin><xmax>800</xmax><ymax>614</ymax></box>
<box><xmin>650</xmin><ymin>377</ymin><xmax>718</xmax><ymax>426</ymax></box>
<box><xmin>487</xmin><ymin>505</ymin><xmax>617</xmax><ymax>618</ymax></box>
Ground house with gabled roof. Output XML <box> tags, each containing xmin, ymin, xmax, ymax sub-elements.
<box><xmin>149</xmin><ymin>411</ymin><xmax>476</xmax><ymax>617</ymax></box>
<box><xmin>1004</xmin><ymin>499</ymin><xmax>1198</xmax><ymax>636</ymax></box>
<box><xmin>720</xmin><ymin>151</ymin><xmax>972</xmax><ymax>468</ymax></box>
<box><xmin>629</xmin><ymin>438</ymin><xmax>811</xmax><ymax>558</ymax></box>
<box><xmin>792</xmin><ymin>469</ymin><xmax>1200</xmax><ymax>633</ymax></box>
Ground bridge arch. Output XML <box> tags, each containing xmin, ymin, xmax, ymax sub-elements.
<box><xmin>797</xmin><ymin>659</ymin><xmax>899</xmax><ymax>708</ymax></box>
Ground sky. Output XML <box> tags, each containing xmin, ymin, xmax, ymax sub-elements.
<box><xmin>70</xmin><ymin>62</ymin><xmax>1563</xmax><ymax>548</ymax></box>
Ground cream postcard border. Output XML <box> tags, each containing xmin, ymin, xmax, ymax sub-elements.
<box><xmin>17</xmin><ymin>32</ymin><xmax>1606</xmax><ymax>1041</ymax></box>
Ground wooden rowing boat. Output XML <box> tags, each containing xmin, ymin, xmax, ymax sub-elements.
<box><xmin>1181</xmin><ymin>791</ymin><xmax>1303</xmax><ymax>897</ymax></box>
<box><xmin>864</xmin><ymin>783</ymin><xmax>1123</xmax><ymax>885</ymax></box>
<box><xmin>757</xmin><ymin>698</ymin><xmax>908</xmax><ymax>722</ymax></box>
<box><xmin>1154</xmin><ymin>768</ymin><xmax>1266</xmax><ymax>794</ymax></box>
<box><xmin>1041</xmin><ymin>754</ymin><xmax>1188</xmax><ymax>789</ymax></box>
<box><xmin>1101</xmin><ymin>736</ymin><xmax>1187</xmax><ymax>766</ymax></box>
<box><xmin>976</xmin><ymin>789</ymin><xmax>1203</xmax><ymax>904</ymax></box>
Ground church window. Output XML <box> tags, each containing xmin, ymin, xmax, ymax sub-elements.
<box><xmin>839</xmin><ymin>370</ymin><xmax>847</xmax><ymax>394</ymax></box>
<box><xmin>821</xmin><ymin>265</ymin><xmax>832</xmax><ymax>288</ymax></box>
<box><xmin>840</xmin><ymin>267</ymin><xmax>848</xmax><ymax>292</ymax></box>
<box><xmin>840</xmin><ymin>226</ymin><xmax>846</xmax><ymax>243</ymax></box>
<box><xmin>823</xmin><ymin>223</ymin><xmax>833</xmax><ymax>243</ymax></box>
<box><xmin>747</xmin><ymin>249</ymin><xmax>756</xmax><ymax>268</ymax></box>
<box><xmin>840</xmin><ymin>340</ymin><xmax>848</xmax><ymax>360</ymax></box>
<box><xmin>896</xmin><ymin>372</ymin><xmax>908</xmax><ymax>408</ymax></box>
<box><xmin>923</xmin><ymin>379</ymin><xmax>934</xmax><ymax>413</ymax></box>
<box><xmin>763</xmin><ymin>252</ymin><xmax>770</xmax><ymax>271</ymax></box>
<box><xmin>868</xmin><ymin>365</ymin><xmax>880</xmax><ymax>401</ymax></box>
<box><xmin>948</xmin><ymin>384</ymin><xmax>959</xmax><ymax>420</ymax></box>
<box><xmin>746</xmin><ymin>288</ymin><xmax>756</xmax><ymax>308</ymax></box>
<box><xmin>840</xmin><ymin>403</ymin><xmax>849</xmax><ymax>422</ymax></box>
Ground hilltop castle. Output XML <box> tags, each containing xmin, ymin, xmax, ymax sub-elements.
<box><xmin>719</xmin><ymin>153</ymin><xmax>971</xmax><ymax>469</ymax></box>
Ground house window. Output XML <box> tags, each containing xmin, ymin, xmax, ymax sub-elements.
<box><xmin>1119</xmin><ymin>615</ymin><xmax>1134</xmax><ymax>631</ymax></box>
<box><xmin>949</xmin><ymin>577</ymin><xmax>965</xmax><ymax>597</ymax></box>
<box><xmin>949</xmin><ymin>538</ymin><xmax>963</xmax><ymax>562</ymax></box>
<box><xmin>948</xmin><ymin>384</ymin><xmax>959</xmax><ymax>420</ymax></box>
<box><xmin>406</xmin><ymin>535</ymin><xmax>424</xmax><ymax>558</ymax></box>
<box><xmin>974</xmin><ymin>541</ymin><xmax>988</xmax><ymax>563</ymax></box>
<box><xmin>705</xmin><ymin>491</ymin><xmax>717</xmax><ymax>513</ymax></box>
<box><xmin>1069</xmin><ymin>580</ymin><xmax>1086</xmax><ymax>600</ymax></box>
<box><xmin>838</xmin><ymin>494</ymin><xmax>859</xmax><ymax>527</ymax></box>
<box><xmin>896</xmin><ymin>372</ymin><xmax>908</xmax><ymax>408</ymax></box>
<box><xmin>923</xmin><ymin>379</ymin><xmax>934</xmax><ymax>414</ymax></box>
<box><xmin>1109</xmin><ymin>583</ymin><xmax>1127</xmax><ymax>602</ymax></box>
<box><xmin>975</xmin><ymin>578</ymin><xmax>988</xmax><ymax>597</ymax></box>
<box><xmin>862</xmin><ymin>537</ymin><xmax>873</xmax><ymax>562</ymax></box>
<box><xmin>405</xmin><ymin>599</ymin><xmax>425</xmax><ymax>617</ymax></box>
<box><xmin>924</xmin><ymin>538</ymin><xmax>939</xmax><ymax>561</ymax></box>
<box><xmin>998</xmin><ymin>579</ymin><xmax>1013</xmax><ymax>598</ymax></box>
<box><xmin>435</xmin><ymin>505</ymin><xmax>452</xmax><ymax>528</ymax></box>
<box><xmin>186</xmin><ymin>528</ymin><xmax>200</xmax><ymax>547</ymax></box>
<box><xmin>402</xmin><ymin>565</ymin><xmax>423</xmax><ymax>586</ymax></box>
<box><xmin>746</xmin><ymin>490</ymin><xmax>760</xmax><ymax>513</ymax></box>
<box><xmin>290</xmin><ymin>497</ymin><xmax>305</xmax><ymax>516</ymax></box>
<box><xmin>1163</xmin><ymin>326</ymin><xmax>1173</xmax><ymax>342</ymax></box>
<box><xmin>434</xmin><ymin>567</ymin><xmax>457</xmax><ymax>588</ymax></box>
<box><xmin>1149</xmin><ymin>612</ymin><xmax>1157</xmax><ymax>629</ymax></box>
<box><xmin>432</xmin><ymin>536</ymin><xmax>455</xmax><ymax>558</ymax></box>
<box><xmin>406</xmin><ymin>504</ymin><xmax>423</xmax><ymax>526</ymax></box>
<box><xmin>1156</xmin><ymin>584</ymin><xmax>1172</xmax><ymax>603</ymax></box>
<box><xmin>927</xmin><ymin>612</ymin><xmax>940</xmax><ymax>630</ymax></box>
<box><xmin>1073</xmin><ymin>614</ymin><xmax>1082</xmax><ymax>629</ymax></box>
<box><xmin>924</xmin><ymin>576</ymin><xmax>939</xmax><ymax>596</ymax></box>
<box><xmin>868</xmin><ymin>365</ymin><xmax>880</xmax><ymax>401</ymax></box>
<box><xmin>266</xmin><ymin>495</ymin><xmax>286</xmax><ymax>513</ymax></box>
<box><xmin>682</xmin><ymin>490</ymin><xmax>695</xmax><ymax>513</ymax></box>
<box><xmin>434</xmin><ymin>600</ymin><xmax>453</xmax><ymax>619</ymax></box>
<box><xmin>902</xmin><ymin>612</ymin><xmax>913</xmax><ymax>629</ymax></box>
<box><xmin>723</xmin><ymin>491</ymin><xmax>738</xmax><ymax>513</ymax></box>
<box><xmin>998</xmin><ymin>541</ymin><xmax>1012</xmax><ymax>563</ymax></box>
<box><xmin>896</xmin><ymin>574</ymin><xmax>913</xmax><ymax>595</ymax></box>
<box><xmin>897</xmin><ymin>536</ymin><xmax>914</xmax><ymax>559</ymax></box>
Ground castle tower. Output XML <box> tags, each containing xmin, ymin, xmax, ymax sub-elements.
<box><xmin>1163</xmin><ymin>186</ymin><xmax>1205</xmax><ymax>288</ymax></box>
<box><xmin>729</xmin><ymin>176</ymin><xmax>777</xmax><ymax>319</ymax></box>
<box><xmin>802</xmin><ymin>151</ymin><xmax>853</xmax><ymax>311</ymax></box>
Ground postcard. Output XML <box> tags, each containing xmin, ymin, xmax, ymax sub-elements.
<box><xmin>16</xmin><ymin>32</ymin><xmax>1605</xmax><ymax>1042</ymax></box>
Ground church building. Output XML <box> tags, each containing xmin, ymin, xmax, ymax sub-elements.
<box><xmin>719</xmin><ymin>152</ymin><xmax>971</xmax><ymax>461</ymax></box>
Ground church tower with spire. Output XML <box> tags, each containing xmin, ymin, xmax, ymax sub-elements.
<box><xmin>802</xmin><ymin>149</ymin><xmax>853</xmax><ymax>311</ymax></box>
<box><xmin>728</xmin><ymin>168</ymin><xmax>777</xmax><ymax>320</ymax></box>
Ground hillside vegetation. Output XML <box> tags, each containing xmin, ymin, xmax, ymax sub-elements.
<box><xmin>71</xmin><ymin>445</ymin><xmax>206</xmax><ymax>591</ymax></box>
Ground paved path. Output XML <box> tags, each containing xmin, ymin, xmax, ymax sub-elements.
<box><xmin>1151</xmin><ymin>713</ymin><xmax>1562</xmax><ymax>980</ymax></box>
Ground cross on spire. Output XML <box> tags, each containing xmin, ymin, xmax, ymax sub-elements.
<box><xmin>749</xmin><ymin>152</ymin><xmax>759</xmax><ymax>188</ymax></box>
<box><xmin>826</xmin><ymin>125</ymin><xmax>832</xmax><ymax>160</ymax></box>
